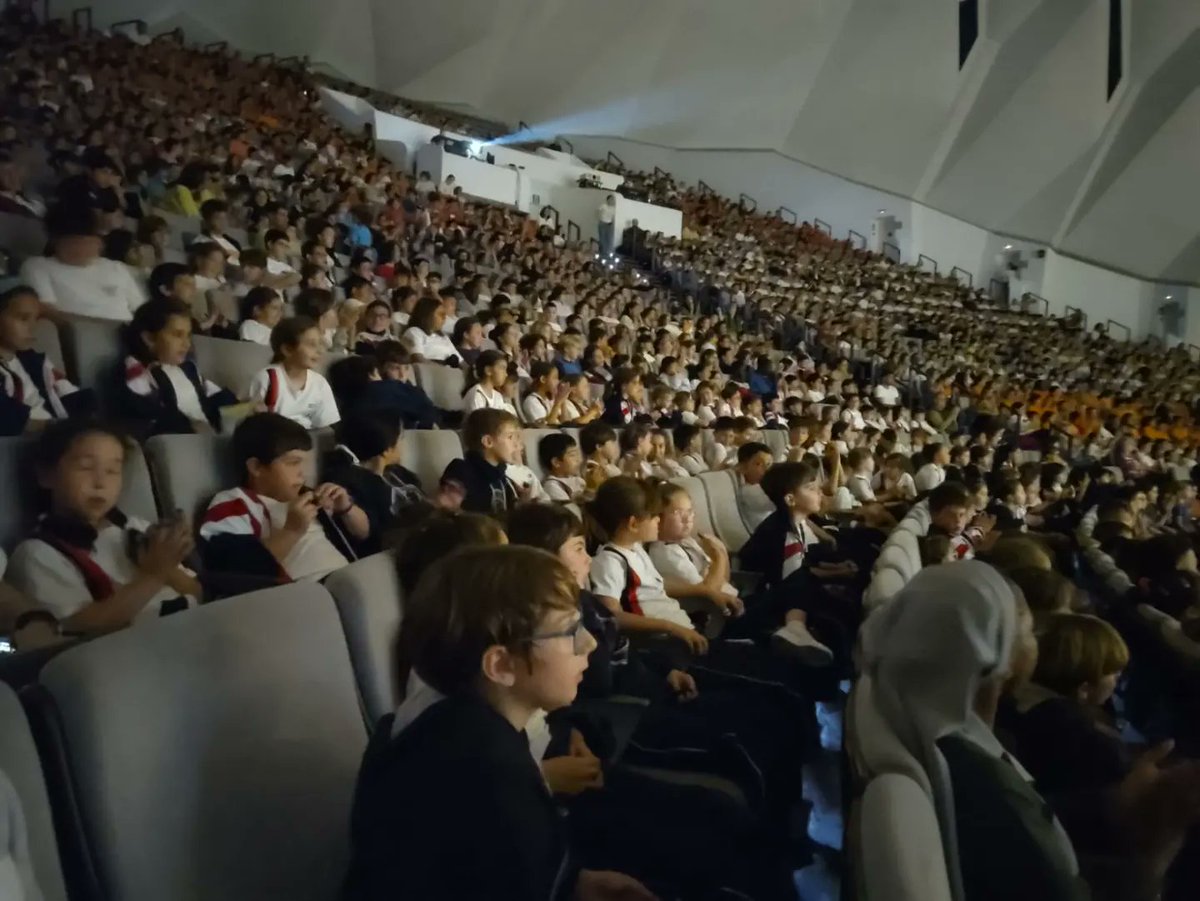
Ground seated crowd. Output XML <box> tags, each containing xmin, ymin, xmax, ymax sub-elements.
<box><xmin>2</xmin><ymin>10</ymin><xmax>1200</xmax><ymax>901</ymax></box>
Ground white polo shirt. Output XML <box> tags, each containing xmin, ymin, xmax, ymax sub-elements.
<box><xmin>19</xmin><ymin>255</ymin><xmax>146</xmax><ymax>321</ymax></box>
<box><xmin>239</xmin><ymin>319</ymin><xmax>273</xmax><ymax>345</ymax></box>
<box><xmin>247</xmin><ymin>364</ymin><xmax>340</xmax><ymax>429</ymax></box>
<box><xmin>403</xmin><ymin>326</ymin><xmax>458</xmax><ymax>362</ymax></box>
<box><xmin>647</xmin><ymin>538</ymin><xmax>735</xmax><ymax>597</ymax></box>
<box><xmin>589</xmin><ymin>542</ymin><xmax>691</xmax><ymax>629</ymax></box>
<box><xmin>463</xmin><ymin>383</ymin><xmax>509</xmax><ymax>413</ymax></box>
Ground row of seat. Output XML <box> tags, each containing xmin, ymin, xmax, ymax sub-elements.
<box><xmin>862</xmin><ymin>503</ymin><xmax>929</xmax><ymax>612</ymax></box>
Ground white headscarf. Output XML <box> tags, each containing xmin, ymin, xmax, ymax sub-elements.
<box><xmin>858</xmin><ymin>561</ymin><xmax>1074</xmax><ymax>901</ymax></box>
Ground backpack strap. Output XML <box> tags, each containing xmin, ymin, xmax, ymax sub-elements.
<box><xmin>599</xmin><ymin>547</ymin><xmax>643</xmax><ymax>616</ymax></box>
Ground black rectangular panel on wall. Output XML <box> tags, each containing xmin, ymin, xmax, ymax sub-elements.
<box><xmin>959</xmin><ymin>0</ymin><xmax>979</xmax><ymax>69</ymax></box>
<box><xmin>1107</xmin><ymin>0</ymin><xmax>1123</xmax><ymax>98</ymax></box>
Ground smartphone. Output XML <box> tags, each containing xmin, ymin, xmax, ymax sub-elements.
<box><xmin>0</xmin><ymin>638</ymin><xmax>14</xmax><ymax>655</ymax></box>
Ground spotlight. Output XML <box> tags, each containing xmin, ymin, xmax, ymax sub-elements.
<box><xmin>469</xmin><ymin>140</ymin><xmax>484</xmax><ymax>157</ymax></box>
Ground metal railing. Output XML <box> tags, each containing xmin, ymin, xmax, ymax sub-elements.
<box><xmin>918</xmin><ymin>253</ymin><xmax>938</xmax><ymax>273</ymax></box>
<box><xmin>698</xmin><ymin>180</ymin><xmax>713</xmax><ymax>196</ymax></box>
<box><xmin>542</xmin><ymin>205</ymin><xmax>560</xmax><ymax>230</ymax></box>
<box><xmin>556</xmin><ymin>136</ymin><xmax>574</xmax><ymax>153</ymax></box>
<box><xmin>588</xmin><ymin>237</ymin><xmax>599</xmax><ymax>252</ymax></box>
<box><xmin>653</xmin><ymin>166</ymin><xmax>667</xmax><ymax>178</ymax></box>
<box><xmin>951</xmin><ymin>266</ymin><xmax>972</xmax><ymax>287</ymax></box>
<box><xmin>202</xmin><ymin>40</ymin><xmax>229</xmax><ymax>54</ymax></box>
<box><xmin>1063</xmin><ymin>305</ymin><xmax>1088</xmax><ymax>330</ymax></box>
<box><xmin>989</xmin><ymin>277</ymin><xmax>1007</xmax><ymax>302</ymax></box>
<box><xmin>1106</xmin><ymin>319</ymin><xmax>1131</xmax><ymax>341</ymax></box>
<box><xmin>883</xmin><ymin>241</ymin><xmax>901</xmax><ymax>262</ymax></box>
<box><xmin>605</xmin><ymin>150</ymin><xmax>624</xmax><ymax>169</ymax></box>
<box><xmin>1187</xmin><ymin>344</ymin><xmax>1200</xmax><ymax>362</ymax></box>
<box><xmin>70</xmin><ymin>6</ymin><xmax>91</xmax><ymax>31</ymax></box>
<box><xmin>279</xmin><ymin>55</ymin><xmax>307</xmax><ymax>69</ymax></box>
<box><xmin>252</xmin><ymin>53</ymin><xmax>277</xmax><ymax>65</ymax></box>
<box><xmin>1022</xmin><ymin>293</ymin><xmax>1049</xmax><ymax>316</ymax></box>
<box><xmin>777</xmin><ymin>206</ymin><xmax>797</xmax><ymax>224</ymax></box>
<box><xmin>848</xmin><ymin>229</ymin><xmax>866</xmax><ymax>250</ymax></box>
<box><xmin>738</xmin><ymin>193</ymin><xmax>757</xmax><ymax>213</ymax></box>
<box><xmin>110</xmin><ymin>17</ymin><xmax>146</xmax><ymax>35</ymax></box>
<box><xmin>814</xmin><ymin>218</ymin><xmax>832</xmax><ymax>236</ymax></box>
<box><xmin>154</xmin><ymin>26</ymin><xmax>182</xmax><ymax>43</ymax></box>
<box><xmin>566</xmin><ymin>220</ymin><xmax>581</xmax><ymax>243</ymax></box>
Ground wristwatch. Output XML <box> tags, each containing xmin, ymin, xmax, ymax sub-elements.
<box><xmin>13</xmin><ymin>610</ymin><xmax>61</xmax><ymax>635</ymax></box>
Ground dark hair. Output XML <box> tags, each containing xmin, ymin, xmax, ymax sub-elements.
<box><xmin>199</xmin><ymin>199</ymin><xmax>228</xmax><ymax>222</ymax></box>
<box><xmin>673</xmin><ymin>423</ymin><xmax>701</xmax><ymax>453</ymax></box>
<box><xmin>539</xmin><ymin>432</ymin><xmax>577</xmax><ymax>473</ymax></box>
<box><xmin>0</xmin><ymin>284</ymin><xmax>38</xmax><ymax>314</ymax></box>
<box><xmin>264</xmin><ymin>228</ymin><xmax>289</xmax><ymax>247</ymax></box>
<box><xmin>462</xmin><ymin>408</ymin><xmax>519</xmax><ymax>453</ymax></box>
<box><xmin>619</xmin><ymin>422</ymin><xmax>653</xmax><ymax>454</ymax></box>
<box><xmin>123</xmin><ymin>296</ymin><xmax>192</xmax><ymax>362</ymax></box>
<box><xmin>506</xmin><ymin>502</ymin><xmax>583</xmax><ymax>554</ymax></box>
<box><xmin>343</xmin><ymin>274</ymin><xmax>372</xmax><ymax>297</ymax></box>
<box><xmin>326</xmin><ymin>355</ymin><xmax>378</xmax><ymax>405</ymax></box>
<box><xmin>585</xmin><ymin>476</ymin><xmax>658</xmax><ymax>539</ymax></box>
<box><xmin>928</xmin><ymin>481</ymin><xmax>971</xmax><ymax>513</ymax></box>
<box><xmin>148</xmin><ymin>262</ymin><xmax>191</xmax><ymax>299</ymax></box>
<box><xmin>712</xmin><ymin>416</ymin><xmax>736</xmax><ymax>432</ymax></box>
<box><xmin>737</xmin><ymin>441</ymin><xmax>772</xmax><ymax>465</ymax></box>
<box><xmin>761</xmin><ymin>460</ymin><xmax>820</xmax><ymax>507</ymax></box>
<box><xmin>451</xmin><ymin>316</ymin><xmax>479</xmax><ymax>348</ymax></box>
<box><xmin>239</xmin><ymin>286</ymin><xmax>280</xmax><ymax>323</ymax></box>
<box><xmin>393</xmin><ymin>511</ymin><xmax>508</xmax><ymax>596</ymax></box>
<box><xmin>335</xmin><ymin>407</ymin><xmax>401</xmax><ymax>463</ymax></box>
<box><xmin>409</xmin><ymin>296</ymin><xmax>442</xmax><ymax>333</ymax></box>
<box><xmin>270</xmin><ymin>316</ymin><xmax>319</xmax><ymax>362</ymax></box>
<box><xmin>580</xmin><ymin>421</ymin><xmax>617</xmax><ymax>456</ymax></box>
<box><xmin>293</xmin><ymin>288</ymin><xmax>335</xmax><ymax>321</ymax></box>
<box><xmin>34</xmin><ymin>418</ymin><xmax>129</xmax><ymax>481</ymax></box>
<box><xmin>374</xmin><ymin>340</ymin><xmax>412</xmax><ymax>370</ymax></box>
<box><xmin>232</xmin><ymin>412</ymin><xmax>312</xmax><ymax>481</ymax></box>
<box><xmin>240</xmin><ymin>248</ymin><xmax>268</xmax><ymax>269</ymax></box>
<box><xmin>102</xmin><ymin>228</ymin><xmax>136</xmax><ymax>263</ymax></box>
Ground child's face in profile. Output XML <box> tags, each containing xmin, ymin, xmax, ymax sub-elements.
<box><xmin>256</xmin><ymin>296</ymin><xmax>284</xmax><ymax>327</ymax></box>
<box><xmin>635</xmin><ymin>434</ymin><xmax>652</xmax><ymax>457</ymax></box>
<box><xmin>557</xmin><ymin>533</ymin><xmax>592</xmax><ymax>589</ymax></box>
<box><xmin>485</xmin><ymin>423</ymin><xmax>523</xmax><ymax>465</ymax></box>
<box><xmin>0</xmin><ymin>291</ymin><xmax>40</xmax><ymax>353</ymax></box>
<box><xmin>713</xmin><ymin>428</ymin><xmax>732</xmax><ymax>447</ymax></box>
<box><xmin>45</xmin><ymin>431</ymin><xmax>125</xmax><ymax>527</ymax></box>
<box><xmin>283</xmin><ymin>327</ymin><xmax>325</xmax><ymax>370</ymax></box>
<box><xmin>249</xmin><ymin>448</ymin><xmax>309</xmax><ymax>503</ymax></box>
<box><xmin>932</xmin><ymin>503</ymin><xmax>970</xmax><ymax>537</ymax></box>
<box><xmin>649</xmin><ymin>434</ymin><xmax>667</xmax><ymax>460</ymax></box>
<box><xmin>600</xmin><ymin>438</ymin><xmax>620</xmax><ymax>463</ymax></box>
<box><xmin>787</xmin><ymin>477</ymin><xmax>823</xmax><ymax>516</ymax></box>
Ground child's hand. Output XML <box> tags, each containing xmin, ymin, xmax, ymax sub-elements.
<box><xmin>542</xmin><ymin>754</ymin><xmax>604</xmax><ymax>796</ymax></box>
<box><xmin>697</xmin><ymin>532</ymin><xmax>727</xmax><ymax>560</ymax></box>
<box><xmin>715</xmin><ymin>593</ymin><xmax>745</xmax><ymax>617</ymax></box>
<box><xmin>138</xmin><ymin>519</ymin><xmax>194</xmax><ymax>578</ymax></box>
<box><xmin>285</xmin><ymin>492</ymin><xmax>320</xmax><ymax>532</ymax></box>
<box><xmin>515</xmin><ymin>480</ymin><xmax>535</xmax><ymax>500</ymax></box>
<box><xmin>435</xmin><ymin>480</ymin><xmax>465</xmax><ymax>510</ymax></box>
<box><xmin>314</xmin><ymin>483</ymin><xmax>353</xmax><ymax>514</ymax></box>
<box><xmin>671</xmin><ymin>624</ymin><xmax>709</xmax><ymax>656</ymax></box>
<box><xmin>666</xmin><ymin>669</ymin><xmax>699</xmax><ymax>701</ymax></box>
<box><xmin>575</xmin><ymin>870</ymin><xmax>660</xmax><ymax>901</ymax></box>
<box><xmin>970</xmin><ymin>512</ymin><xmax>997</xmax><ymax>535</ymax></box>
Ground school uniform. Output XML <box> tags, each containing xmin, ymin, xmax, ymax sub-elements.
<box><xmin>0</xmin><ymin>349</ymin><xmax>93</xmax><ymax>436</ymax></box>
<box><xmin>647</xmin><ymin>539</ymin><xmax>735</xmax><ymax>598</ymax></box>
<box><xmin>119</xmin><ymin>355</ymin><xmax>235</xmax><ymax>436</ymax></box>
<box><xmin>238</xmin><ymin>318</ymin><xmax>273</xmax><ymax>345</ymax></box>
<box><xmin>462</xmin><ymin>383</ymin><xmax>508</xmax><ymax>413</ymax></box>
<box><xmin>846</xmin><ymin>472</ymin><xmax>876</xmax><ymax>504</ymax></box>
<box><xmin>248</xmin><ymin>364</ymin><xmax>341</xmax><ymax>429</ymax></box>
<box><xmin>324</xmin><ymin>448</ymin><xmax>428</xmax><ymax>556</ymax></box>
<box><xmin>602</xmin><ymin>395</ymin><xmax>637</xmax><ymax>425</ymax></box>
<box><xmin>340</xmin><ymin>379</ymin><xmax>440</xmax><ymax>430</ymax></box>
<box><xmin>440</xmin><ymin>452</ymin><xmax>518</xmax><ymax>515</ymax></box>
<box><xmin>199</xmin><ymin>487</ymin><xmax>353</xmax><ymax>582</ymax></box>
<box><xmin>914</xmin><ymin>462</ymin><xmax>945</xmax><ymax>493</ymax></box>
<box><xmin>403</xmin><ymin>326</ymin><xmax>458</xmax><ymax>363</ymax></box>
<box><xmin>342</xmin><ymin>692</ymin><xmax>579</xmax><ymax>901</ymax></box>
<box><xmin>679</xmin><ymin>451</ymin><xmax>707</xmax><ymax>475</ymax></box>
<box><xmin>353</xmin><ymin>329</ymin><xmax>392</xmax><ymax>356</ymax></box>
<box><xmin>7</xmin><ymin>511</ymin><xmax>197</xmax><ymax>622</ymax></box>
<box><xmin>589</xmin><ymin>543</ymin><xmax>693</xmax><ymax>629</ymax></box>
<box><xmin>522</xmin><ymin>392</ymin><xmax>553</xmax><ymax>424</ymax></box>
<box><xmin>543</xmin><ymin>474</ymin><xmax>585</xmax><ymax>502</ymax></box>
<box><xmin>652</xmin><ymin>457</ymin><xmax>689</xmax><ymax>480</ymax></box>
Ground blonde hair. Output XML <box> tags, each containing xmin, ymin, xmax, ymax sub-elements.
<box><xmin>1033</xmin><ymin>613</ymin><xmax>1129</xmax><ymax>696</ymax></box>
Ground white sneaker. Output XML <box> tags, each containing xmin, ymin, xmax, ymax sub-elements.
<box><xmin>771</xmin><ymin>620</ymin><xmax>834</xmax><ymax>667</ymax></box>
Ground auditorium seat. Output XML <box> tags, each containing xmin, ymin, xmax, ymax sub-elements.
<box><xmin>32</xmin><ymin>319</ymin><xmax>64</xmax><ymax>373</ymax></box>
<box><xmin>398</xmin><ymin>429</ymin><xmax>463</xmax><ymax>494</ymax></box>
<box><xmin>864</xmin><ymin>567</ymin><xmax>906</xmax><ymax>612</ymax></box>
<box><xmin>26</xmin><ymin>582</ymin><xmax>368</xmax><ymax>901</ymax></box>
<box><xmin>414</xmin><ymin>362</ymin><xmax>466</xmax><ymax>412</ymax></box>
<box><xmin>0</xmin><ymin>212</ymin><xmax>47</xmax><ymax>266</ymax></box>
<box><xmin>760</xmin><ymin>429</ymin><xmax>788</xmax><ymax>460</ymax></box>
<box><xmin>324</xmin><ymin>552</ymin><xmax>403</xmax><ymax>728</ymax></box>
<box><xmin>56</xmin><ymin>317</ymin><xmax>123</xmax><ymax>409</ymax></box>
<box><xmin>0</xmin><ymin>436</ymin><xmax>157</xmax><ymax>553</ymax></box>
<box><xmin>855</xmin><ymin>773</ymin><xmax>952</xmax><ymax>901</ymax></box>
<box><xmin>191</xmin><ymin>334</ymin><xmax>272</xmax><ymax>398</ymax></box>
<box><xmin>697</xmin><ymin>471</ymin><xmax>749</xmax><ymax>553</ymax></box>
<box><xmin>0</xmin><ymin>683</ymin><xmax>67</xmax><ymax>901</ymax></box>
<box><xmin>874</xmin><ymin>545</ymin><xmax>913</xmax><ymax>582</ymax></box>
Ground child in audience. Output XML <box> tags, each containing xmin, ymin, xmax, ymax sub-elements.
<box><xmin>293</xmin><ymin>288</ymin><xmax>340</xmax><ymax>350</ymax></box>
<box><xmin>462</xmin><ymin>349</ymin><xmax>511</xmax><ymax>413</ymax></box>
<box><xmin>844</xmin><ymin>447</ymin><xmax>876</xmax><ymax>504</ymax></box>
<box><xmin>324</xmin><ymin>409</ymin><xmax>462</xmax><ymax>554</ymax></box>
<box><xmin>706</xmin><ymin>416</ymin><xmax>735</xmax><ymax>469</ymax></box>
<box><xmin>587</xmin><ymin>476</ymin><xmax>709</xmax><ymax>655</ymax></box>
<box><xmin>540</xmin><ymin>432</ymin><xmax>586</xmax><ymax>502</ymax></box>
<box><xmin>877</xmin><ymin>451</ymin><xmax>917</xmax><ymax>502</ymax></box>
<box><xmin>342</xmin><ymin>543</ymin><xmax>656</xmax><ymax>901</ymax></box>
<box><xmin>200</xmin><ymin>413</ymin><xmax>367</xmax><ymax>582</ymax></box>
<box><xmin>352</xmin><ymin>300</ymin><xmax>394</xmax><ymax>355</ymax></box>
<box><xmin>603</xmin><ymin>366</ymin><xmax>643</xmax><ymax>425</ymax></box>
<box><xmin>580</xmin><ymin>420</ymin><xmax>622</xmax><ymax>484</ymax></box>
<box><xmin>237</xmin><ymin>286</ymin><xmax>283</xmax><ymax>346</ymax></box>
<box><xmin>733</xmin><ymin>441</ymin><xmax>777</xmax><ymax>532</ymax></box>
<box><xmin>647</xmin><ymin>428</ymin><xmax>688</xmax><ymax>479</ymax></box>
<box><xmin>673</xmin><ymin>423</ymin><xmax>707</xmax><ymax>475</ymax></box>
<box><xmin>118</xmin><ymin>297</ymin><xmax>236</xmax><ymax>436</ymax></box>
<box><xmin>0</xmin><ymin>284</ymin><xmax>93</xmax><ymax>435</ymax></box>
<box><xmin>618</xmin><ymin>422</ymin><xmax>654</xmax><ymax>477</ymax></box>
<box><xmin>7</xmin><ymin>419</ymin><xmax>198</xmax><ymax>634</ymax></box>
<box><xmin>440</xmin><ymin>408</ymin><xmax>527</xmax><ymax>515</ymax></box>
<box><xmin>248</xmin><ymin>316</ymin><xmax>340</xmax><ymax>429</ymax></box>
<box><xmin>923</xmin><ymin>480</ymin><xmax>996</xmax><ymax>562</ymax></box>
<box><xmin>560</xmin><ymin>372</ymin><xmax>602</xmax><ymax>425</ymax></box>
<box><xmin>522</xmin><ymin>360</ymin><xmax>568</xmax><ymax>426</ymax></box>
<box><xmin>647</xmin><ymin>482</ymin><xmax>743</xmax><ymax>618</ymax></box>
<box><xmin>233</xmin><ymin>248</ymin><xmax>269</xmax><ymax>298</ymax></box>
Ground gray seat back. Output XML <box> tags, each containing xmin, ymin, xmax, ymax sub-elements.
<box><xmin>36</xmin><ymin>582</ymin><xmax>368</xmax><ymax>901</ymax></box>
<box><xmin>191</xmin><ymin>335</ymin><xmax>271</xmax><ymax>399</ymax></box>
<box><xmin>0</xmin><ymin>683</ymin><xmax>67</xmax><ymax>901</ymax></box>
<box><xmin>324</xmin><ymin>553</ymin><xmax>403</xmax><ymax>727</ymax></box>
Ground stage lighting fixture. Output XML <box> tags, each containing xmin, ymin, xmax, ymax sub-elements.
<box><xmin>470</xmin><ymin>140</ymin><xmax>484</xmax><ymax>157</ymax></box>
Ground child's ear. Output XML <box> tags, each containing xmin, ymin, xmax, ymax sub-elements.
<box><xmin>480</xmin><ymin>644</ymin><xmax>518</xmax><ymax>688</ymax></box>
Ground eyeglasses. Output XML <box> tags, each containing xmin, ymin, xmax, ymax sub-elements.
<box><xmin>528</xmin><ymin>617</ymin><xmax>591</xmax><ymax>655</ymax></box>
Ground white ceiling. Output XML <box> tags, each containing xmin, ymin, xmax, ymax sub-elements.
<box><xmin>94</xmin><ymin>0</ymin><xmax>1200</xmax><ymax>283</ymax></box>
